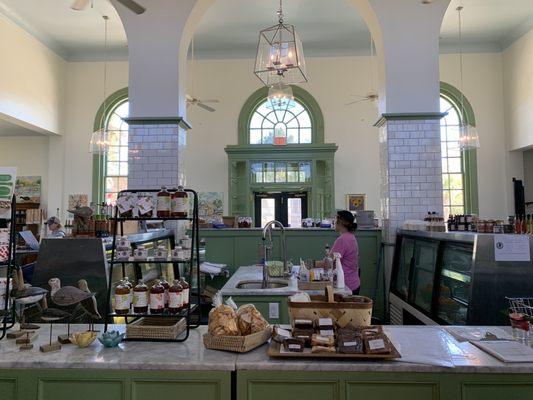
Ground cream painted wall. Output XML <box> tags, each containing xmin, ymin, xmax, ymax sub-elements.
<box><xmin>503</xmin><ymin>28</ymin><xmax>533</xmax><ymax>152</ymax></box>
<box><xmin>0</xmin><ymin>136</ymin><xmax>49</xmax><ymax>203</ymax></box>
<box><xmin>0</xmin><ymin>14</ymin><xmax>66</xmax><ymax>135</ymax></box>
<box><xmin>439</xmin><ymin>53</ymin><xmax>509</xmax><ymax>218</ymax></box>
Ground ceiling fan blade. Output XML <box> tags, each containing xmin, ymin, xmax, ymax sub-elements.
<box><xmin>71</xmin><ymin>0</ymin><xmax>91</xmax><ymax>11</ymax></box>
<box><xmin>200</xmin><ymin>99</ymin><xmax>220</xmax><ymax>103</ymax></box>
<box><xmin>348</xmin><ymin>94</ymin><xmax>368</xmax><ymax>99</ymax></box>
<box><xmin>115</xmin><ymin>0</ymin><xmax>146</xmax><ymax>14</ymax></box>
<box><xmin>185</xmin><ymin>94</ymin><xmax>194</xmax><ymax>102</ymax></box>
<box><xmin>197</xmin><ymin>103</ymin><xmax>216</xmax><ymax>112</ymax></box>
<box><xmin>345</xmin><ymin>99</ymin><xmax>368</xmax><ymax>106</ymax></box>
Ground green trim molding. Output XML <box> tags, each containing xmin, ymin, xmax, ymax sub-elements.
<box><xmin>92</xmin><ymin>87</ymin><xmax>129</xmax><ymax>204</ymax></box>
<box><xmin>123</xmin><ymin>117</ymin><xmax>191</xmax><ymax>130</ymax></box>
<box><xmin>228</xmin><ymin>87</ymin><xmax>336</xmax><ymax>219</ymax></box>
<box><xmin>440</xmin><ymin>81</ymin><xmax>479</xmax><ymax>215</ymax></box>
<box><xmin>237</xmin><ymin>85</ymin><xmax>325</xmax><ymax>145</ymax></box>
<box><xmin>374</xmin><ymin>112</ymin><xmax>447</xmax><ymax>127</ymax></box>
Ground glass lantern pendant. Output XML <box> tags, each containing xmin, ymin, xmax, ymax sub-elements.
<box><xmin>89</xmin><ymin>129</ymin><xmax>109</xmax><ymax>154</ymax></box>
<box><xmin>267</xmin><ymin>82</ymin><xmax>295</xmax><ymax>110</ymax></box>
<box><xmin>254</xmin><ymin>0</ymin><xmax>308</xmax><ymax>86</ymax></box>
<box><xmin>459</xmin><ymin>123</ymin><xmax>480</xmax><ymax>150</ymax></box>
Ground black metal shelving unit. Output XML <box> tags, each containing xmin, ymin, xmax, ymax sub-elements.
<box><xmin>0</xmin><ymin>196</ymin><xmax>17</xmax><ymax>340</ymax></box>
<box><xmin>104</xmin><ymin>188</ymin><xmax>201</xmax><ymax>342</ymax></box>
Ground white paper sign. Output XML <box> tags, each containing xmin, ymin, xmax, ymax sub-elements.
<box><xmin>494</xmin><ymin>234</ymin><xmax>531</xmax><ymax>262</ymax></box>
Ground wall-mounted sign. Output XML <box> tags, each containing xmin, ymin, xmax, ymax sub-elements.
<box><xmin>494</xmin><ymin>234</ymin><xmax>531</xmax><ymax>262</ymax></box>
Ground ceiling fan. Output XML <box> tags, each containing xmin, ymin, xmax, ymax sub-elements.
<box><xmin>71</xmin><ymin>0</ymin><xmax>146</xmax><ymax>14</ymax></box>
<box><xmin>186</xmin><ymin>36</ymin><xmax>219</xmax><ymax>112</ymax></box>
<box><xmin>346</xmin><ymin>34</ymin><xmax>379</xmax><ymax>107</ymax></box>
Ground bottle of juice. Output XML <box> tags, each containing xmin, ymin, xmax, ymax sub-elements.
<box><xmin>149</xmin><ymin>280</ymin><xmax>165</xmax><ymax>314</ymax></box>
<box><xmin>156</xmin><ymin>186</ymin><xmax>171</xmax><ymax>218</ymax></box>
<box><xmin>179</xmin><ymin>277</ymin><xmax>190</xmax><ymax>308</ymax></box>
<box><xmin>160</xmin><ymin>276</ymin><xmax>170</xmax><ymax>309</ymax></box>
<box><xmin>114</xmin><ymin>280</ymin><xmax>131</xmax><ymax>315</ymax></box>
<box><xmin>132</xmin><ymin>280</ymin><xmax>149</xmax><ymax>314</ymax></box>
<box><xmin>171</xmin><ymin>185</ymin><xmax>188</xmax><ymax>218</ymax></box>
<box><xmin>168</xmin><ymin>279</ymin><xmax>183</xmax><ymax>314</ymax></box>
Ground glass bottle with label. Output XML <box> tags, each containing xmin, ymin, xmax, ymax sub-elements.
<box><xmin>156</xmin><ymin>186</ymin><xmax>171</xmax><ymax>218</ymax></box>
<box><xmin>160</xmin><ymin>276</ymin><xmax>170</xmax><ymax>309</ymax></box>
<box><xmin>123</xmin><ymin>276</ymin><xmax>134</xmax><ymax>306</ymax></box>
<box><xmin>132</xmin><ymin>280</ymin><xmax>149</xmax><ymax>314</ymax></box>
<box><xmin>114</xmin><ymin>280</ymin><xmax>131</xmax><ymax>315</ymax></box>
<box><xmin>149</xmin><ymin>280</ymin><xmax>165</xmax><ymax>314</ymax></box>
<box><xmin>179</xmin><ymin>277</ymin><xmax>190</xmax><ymax>308</ymax></box>
<box><xmin>171</xmin><ymin>185</ymin><xmax>188</xmax><ymax>218</ymax></box>
<box><xmin>168</xmin><ymin>279</ymin><xmax>183</xmax><ymax>314</ymax></box>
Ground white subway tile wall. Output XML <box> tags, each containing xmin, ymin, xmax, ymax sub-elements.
<box><xmin>127</xmin><ymin>124</ymin><xmax>186</xmax><ymax>190</ymax></box>
<box><xmin>380</xmin><ymin>119</ymin><xmax>444</xmax><ymax>240</ymax></box>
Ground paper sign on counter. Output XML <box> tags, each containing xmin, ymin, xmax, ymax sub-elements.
<box><xmin>494</xmin><ymin>234</ymin><xmax>531</xmax><ymax>262</ymax></box>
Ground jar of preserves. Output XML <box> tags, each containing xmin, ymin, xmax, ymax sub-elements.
<box><xmin>180</xmin><ymin>277</ymin><xmax>190</xmax><ymax>307</ymax></box>
<box><xmin>132</xmin><ymin>280</ymin><xmax>149</xmax><ymax>314</ymax></box>
<box><xmin>160</xmin><ymin>276</ymin><xmax>170</xmax><ymax>309</ymax></box>
<box><xmin>171</xmin><ymin>186</ymin><xmax>188</xmax><ymax>218</ymax></box>
<box><xmin>168</xmin><ymin>279</ymin><xmax>183</xmax><ymax>314</ymax></box>
<box><xmin>114</xmin><ymin>280</ymin><xmax>131</xmax><ymax>315</ymax></box>
<box><xmin>149</xmin><ymin>280</ymin><xmax>165</xmax><ymax>314</ymax></box>
<box><xmin>156</xmin><ymin>186</ymin><xmax>171</xmax><ymax>218</ymax></box>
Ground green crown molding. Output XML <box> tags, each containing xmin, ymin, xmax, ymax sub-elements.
<box><xmin>237</xmin><ymin>85</ymin><xmax>325</xmax><ymax>145</ymax></box>
<box><xmin>123</xmin><ymin>117</ymin><xmax>192</xmax><ymax>130</ymax></box>
<box><xmin>374</xmin><ymin>112</ymin><xmax>447</xmax><ymax>127</ymax></box>
<box><xmin>440</xmin><ymin>81</ymin><xmax>478</xmax><ymax>214</ymax></box>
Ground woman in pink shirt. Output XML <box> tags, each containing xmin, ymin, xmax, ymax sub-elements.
<box><xmin>331</xmin><ymin>210</ymin><xmax>360</xmax><ymax>295</ymax></box>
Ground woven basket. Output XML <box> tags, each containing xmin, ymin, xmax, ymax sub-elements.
<box><xmin>126</xmin><ymin>317</ymin><xmax>186</xmax><ymax>340</ymax></box>
<box><xmin>203</xmin><ymin>327</ymin><xmax>272</xmax><ymax>353</ymax></box>
<box><xmin>288</xmin><ymin>287</ymin><xmax>373</xmax><ymax>328</ymax></box>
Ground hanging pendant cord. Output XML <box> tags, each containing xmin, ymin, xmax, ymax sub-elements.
<box><xmin>277</xmin><ymin>0</ymin><xmax>283</xmax><ymax>23</ymax></box>
<box><xmin>457</xmin><ymin>4</ymin><xmax>465</xmax><ymax>125</ymax></box>
<box><xmin>98</xmin><ymin>15</ymin><xmax>109</xmax><ymax>207</ymax></box>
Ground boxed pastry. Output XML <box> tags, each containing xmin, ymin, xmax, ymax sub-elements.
<box><xmin>364</xmin><ymin>333</ymin><xmax>392</xmax><ymax>354</ymax></box>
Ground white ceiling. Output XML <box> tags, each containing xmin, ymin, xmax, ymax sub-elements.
<box><xmin>1</xmin><ymin>0</ymin><xmax>532</xmax><ymax>61</ymax></box>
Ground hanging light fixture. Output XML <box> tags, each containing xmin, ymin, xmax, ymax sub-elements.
<box><xmin>90</xmin><ymin>15</ymin><xmax>110</xmax><ymax>155</ymax></box>
<box><xmin>456</xmin><ymin>4</ymin><xmax>480</xmax><ymax>150</ymax></box>
<box><xmin>267</xmin><ymin>81</ymin><xmax>295</xmax><ymax>110</ymax></box>
<box><xmin>254</xmin><ymin>0</ymin><xmax>308</xmax><ymax>86</ymax></box>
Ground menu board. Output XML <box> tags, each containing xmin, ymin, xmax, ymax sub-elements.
<box><xmin>494</xmin><ymin>234</ymin><xmax>531</xmax><ymax>262</ymax></box>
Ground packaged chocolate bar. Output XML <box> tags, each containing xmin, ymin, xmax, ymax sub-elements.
<box><xmin>293</xmin><ymin>319</ymin><xmax>314</xmax><ymax>330</ymax></box>
<box><xmin>292</xmin><ymin>328</ymin><xmax>313</xmax><ymax>346</ymax></box>
<box><xmin>317</xmin><ymin>317</ymin><xmax>334</xmax><ymax>330</ymax></box>
<box><xmin>283</xmin><ymin>338</ymin><xmax>305</xmax><ymax>352</ymax></box>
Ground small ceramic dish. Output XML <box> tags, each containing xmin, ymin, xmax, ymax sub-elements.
<box><xmin>98</xmin><ymin>331</ymin><xmax>125</xmax><ymax>348</ymax></box>
<box><xmin>70</xmin><ymin>331</ymin><xmax>97</xmax><ymax>348</ymax></box>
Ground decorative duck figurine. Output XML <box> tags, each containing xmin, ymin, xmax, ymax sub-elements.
<box><xmin>48</xmin><ymin>278</ymin><xmax>101</xmax><ymax>319</ymax></box>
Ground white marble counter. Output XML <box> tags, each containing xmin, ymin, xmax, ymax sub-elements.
<box><xmin>2</xmin><ymin>324</ymin><xmax>533</xmax><ymax>374</ymax></box>
<box><xmin>0</xmin><ymin>324</ymin><xmax>236</xmax><ymax>371</ymax></box>
<box><xmin>220</xmin><ymin>266</ymin><xmax>352</xmax><ymax>297</ymax></box>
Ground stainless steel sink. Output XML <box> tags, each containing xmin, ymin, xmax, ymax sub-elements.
<box><xmin>235</xmin><ymin>280</ymin><xmax>288</xmax><ymax>289</ymax></box>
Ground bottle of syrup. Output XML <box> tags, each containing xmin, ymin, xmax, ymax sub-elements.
<box><xmin>179</xmin><ymin>277</ymin><xmax>190</xmax><ymax>308</ymax></box>
<box><xmin>123</xmin><ymin>276</ymin><xmax>133</xmax><ymax>304</ymax></box>
<box><xmin>149</xmin><ymin>280</ymin><xmax>165</xmax><ymax>314</ymax></box>
<box><xmin>156</xmin><ymin>186</ymin><xmax>171</xmax><ymax>218</ymax></box>
<box><xmin>160</xmin><ymin>276</ymin><xmax>170</xmax><ymax>309</ymax></box>
<box><xmin>168</xmin><ymin>279</ymin><xmax>183</xmax><ymax>314</ymax></box>
<box><xmin>114</xmin><ymin>280</ymin><xmax>131</xmax><ymax>315</ymax></box>
<box><xmin>132</xmin><ymin>280</ymin><xmax>149</xmax><ymax>314</ymax></box>
<box><xmin>171</xmin><ymin>186</ymin><xmax>189</xmax><ymax>218</ymax></box>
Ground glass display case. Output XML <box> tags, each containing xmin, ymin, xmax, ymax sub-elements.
<box><xmin>390</xmin><ymin>230</ymin><xmax>533</xmax><ymax>326</ymax></box>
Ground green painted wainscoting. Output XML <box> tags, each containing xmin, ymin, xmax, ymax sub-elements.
<box><xmin>0</xmin><ymin>369</ymin><xmax>231</xmax><ymax>400</ymax></box>
<box><xmin>200</xmin><ymin>228</ymin><xmax>384</xmax><ymax>321</ymax></box>
<box><xmin>237</xmin><ymin>371</ymin><xmax>533</xmax><ymax>400</ymax></box>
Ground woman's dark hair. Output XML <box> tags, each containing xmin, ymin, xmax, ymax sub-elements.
<box><xmin>336</xmin><ymin>210</ymin><xmax>357</xmax><ymax>232</ymax></box>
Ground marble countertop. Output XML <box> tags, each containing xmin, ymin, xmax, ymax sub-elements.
<box><xmin>0</xmin><ymin>324</ymin><xmax>236</xmax><ymax>371</ymax></box>
<box><xmin>2</xmin><ymin>324</ymin><xmax>533</xmax><ymax>373</ymax></box>
<box><xmin>220</xmin><ymin>266</ymin><xmax>352</xmax><ymax>297</ymax></box>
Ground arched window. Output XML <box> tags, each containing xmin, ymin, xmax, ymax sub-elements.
<box><xmin>103</xmin><ymin>100</ymin><xmax>129</xmax><ymax>204</ymax></box>
<box><xmin>92</xmin><ymin>88</ymin><xmax>129</xmax><ymax>205</ymax></box>
<box><xmin>439</xmin><ymin>82</ymin><xmax>478</xmax><ymax>216</ymax></box>
<box><xmin>249</xmin><ymin>99</ymin><xmax>312</xmax><ymax>145</ymax></box>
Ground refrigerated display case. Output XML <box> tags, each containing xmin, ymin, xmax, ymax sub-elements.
<box><xmin>390</xmin><ymin>230</ymin><xmax>533</xmax><ymax>326</ymax></box>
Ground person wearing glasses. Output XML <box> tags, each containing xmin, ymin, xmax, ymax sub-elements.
<box><xmin>331</xmin><ymin>210</ymin><xmax>360</xmax><ymax>295</ymax></box>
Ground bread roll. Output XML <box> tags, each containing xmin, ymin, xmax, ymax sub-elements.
<box><xmin>208</xmin><ymin>304</ymin><xmax>240</xmax><ymax>336</ymax></box>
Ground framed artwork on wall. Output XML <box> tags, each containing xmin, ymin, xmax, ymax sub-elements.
<box><xmin>346</xmin><ymin>194</ymin><xmax>366</xmax><ymax>212</ymax></box>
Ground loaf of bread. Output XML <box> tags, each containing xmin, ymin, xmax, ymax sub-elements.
<box><xmin>208</xmin><ymin>304</ymin><xmax>240</xmax><ymax>336</ymax></box>
<box><xmin>236</xmin><ymin>304</ymin><xmax>269</xmax><ymax>335</ymax></box>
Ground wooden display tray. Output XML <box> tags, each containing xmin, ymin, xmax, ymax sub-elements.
<box><xmin>267</xmin><ymin>340</ymin><xmax>401</xmax><ymax>361</ymax></box>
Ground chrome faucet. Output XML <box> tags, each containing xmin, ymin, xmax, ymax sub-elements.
<box><xmin>261</xmin><ymin>220</ymin><xmax>288</xmax><ymax>289</ymax></box>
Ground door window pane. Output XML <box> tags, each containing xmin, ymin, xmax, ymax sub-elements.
<box><xmin>261</xmin><ymin>198</ymin><xmax>276</xmax><ymax>228</ymax></box>
<box><xmin>287</xmin><ymin>198</ymin><xmax>302</xmax><ymax>228</ymax></box>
